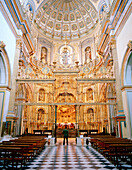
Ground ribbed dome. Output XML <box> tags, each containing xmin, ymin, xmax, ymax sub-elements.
<box><xmin>34</xmin><ymin>0</ymin><xmax>98</xmax><ymax>40</ymax></box>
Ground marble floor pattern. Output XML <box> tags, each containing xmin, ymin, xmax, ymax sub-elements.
<box><xmin>25</xmin><ymin>138</ymin><xmax>119</xmax><ymax>170</ymax></box>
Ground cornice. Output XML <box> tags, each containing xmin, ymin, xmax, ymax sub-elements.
<box><xmin>98</xmin><ymin>0</ymin><xmax>130</xmax><ymax>54</ymax></box>
<box><xmin>3</xmin><ymin>0</ymin><xmax>35</xmax><ymax>54</ymax></box>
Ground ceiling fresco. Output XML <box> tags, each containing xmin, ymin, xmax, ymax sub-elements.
<box><xmin>34</xmin><ymin>0</ymin><xmax>98</xmax><ymax>40</ymax></box>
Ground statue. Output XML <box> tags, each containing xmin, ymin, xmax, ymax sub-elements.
<box><xmin>85</xmin><ymin>46</ymin><xmax>91</xmax><ymax>63</ymax></box>
<box><xmin>39</xmin><ymin>89</ymin><xmax>45</xmax><ymax>101</ymax></box>
<box><xmin>41</xmin><ymin>47</ymin><xmax>47</xmax><ymax>63</ymax></box>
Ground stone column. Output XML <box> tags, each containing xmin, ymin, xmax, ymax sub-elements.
<box><xmin>110</xmin><ymin>36</ymin><xmax>125</xmax><ymax>137</ymax></box>
<box><xmin>6</xmin><ymin>37</ymin><xmax>22</xmax><ymax>135</ymax></box>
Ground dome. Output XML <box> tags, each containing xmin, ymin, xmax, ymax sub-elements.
<box><xmin>34</xmin><ymin>0</ymin><xmax>98</xmax><ymax>40</ymax></box>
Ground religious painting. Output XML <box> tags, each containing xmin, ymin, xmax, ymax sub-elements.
<box><xmin>70</xmin><ymin>13</ymin><xmax>75</xmax><ymax>21</ymax></box>
<box><xmin>42</xmin><ymin>3</ymin><xmax>48</xmax><ymax>11</ymax></box>
<box><xmin>52</xmin><ymin>11</ymin><xmax>57</xmax><ymax>19</ymax></box>
<box><xmin>37</xmin><ymin>109</ymin><xmax>44</xmax><ymax>120</ymax></box>
<box><xmin>47</xmin><ymin>21</ymin><xmax>53</xmax><ymax>28</ymax></box>
<box><xmin>56</xmin><ymin>24</ymin><xmax>61</xmax><ymax>30</ymax></box>
<box><xmin>79</xmin><ymin>21</ymin><xmax>84</xmax><ymax>29</ymax></box>
<box><xmin>41</xmin><ymin>47</ymin><xmax>47</xmax><ymax>63</ymax></box>
<box><xmin>60</xmin><ymin>45</ymin><xmax>73</xmax><ymax>65</ymax></box>
<box><xmin>64</xmin><ymin>14</ymin><xmax>68</xmax><ymax>21</ymax></box>
<box><xmin>72</xmin><ymin>24</ymin><xmax>77</xmax><ymax>31</ymax></box>
<box><xmin>76</xmin><ymin>11</ymin><xmax>81</xmax><ymax>19</ymax></box>
<box><xmin>81</xmin><ymin>8</ymin><xmax>86</xmax><ymax>15</ymax></box>
<box><xmin>91</xmin><ymin>11</ymin><xmax>96</xmax><ymax>19</ymax></box>
<box><xmin>39</xmin><ymin>89</ymin><xmax>45</xmax><ymax>102</ymax></box>
<box><xmin>57</xmin><ymin>13</ymin><xmax>62</xmax><ymax>21</ymax></box>
<box><xmin>86</xmin><ymin>17</ymin><xmax>91</xmax><ymax>25</ymax></box>
<box><xmin>63</xmin><ymin>25</ymin><xmax>69</xmax><ymax>31</ymax></box>
<box><xmin>36</xmin><ymin>11</ymin><xmax>41</xmax><ymax>18</ymax></box>
<box><xmin>46</xmin><ymin>8</ymin><xmax>52</xmax><ymax>15</ymax></box>
<box><xmin>41</xmin><ymin>17</ymin><xmax>46</xmax><ymax>24</ymax></box>
<box><xmin>85</xmin><ymin>4</ymin><xmax>90</xmax><ymax>11</ymax></box>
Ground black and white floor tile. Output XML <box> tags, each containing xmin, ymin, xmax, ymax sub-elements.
<box><xmin>25</xmin><ymin>138</ymin><xmax>119</xmax><ymax>170</ymax></box>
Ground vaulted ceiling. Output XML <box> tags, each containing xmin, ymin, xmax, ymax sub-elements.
<box><xmin>34</xmin><ymin>0</ymin><xmax>98</xmax><ymax>40</ymax></box>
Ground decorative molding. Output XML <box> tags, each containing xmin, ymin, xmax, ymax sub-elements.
<box><xmin>127</xmin><ymin>40</ymin><xmax>132</xmax><ymax>50</ymax></box>
<box><xmin>121</xmin><ymin>85</ymin><xmax>132</xmax><ymax>91</ymax></box>
<box><xmin>0</xmin><ymin>41</ymin><xmax>6</xmax><ymax>49</ymax></box>
<box><xmin>14</xmin><ymin>102</ymin><xmax>117</xmax><ymax>106</ymax></box>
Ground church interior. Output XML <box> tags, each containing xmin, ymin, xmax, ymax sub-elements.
<box><xmin>0</xmin><ymin>0</ymin><xmax>132</xmax><ymax>169</ymax></box>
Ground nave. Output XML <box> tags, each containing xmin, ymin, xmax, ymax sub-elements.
<box><xmin>25</xmin><ymin>138</ymin><xmax>118</xmax><ymax>170</ymax></box>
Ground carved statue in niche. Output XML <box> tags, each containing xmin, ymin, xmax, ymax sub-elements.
<box><xmin>39</xmin><ymin>88</ymin><xmax>45</xmax><ymax>101</ymax></box>
<box><xmin>26</xmin><ymin>4</ymin><xmax>33</xmax><ymax>22</ymax></box>
<box><xmin>87</xmin><ymin>108</ymin><xmax>94</xmax><ymax>122</ymax></box>
<box><xmin>37</xmin><ymin>109</ymin><xmax>44</xmax><ymax>120</ymax></box>
<box><xmin>85</xmin><ymin>46</ymin><xmax>91</xmax><ymax>63</ymax></box>
<box><xmin>41</xmin><ymin>47</ymin><xmax>47</xmax><ymax>63</ymax></box>
<box><xmin>86</xmin><ymin>88</ymin><xmax>93</xmax><ymax>101</ymax></box>
<box><xmin>99</xmin><ymin>3</ymin><xmax>109</xmax><ymax>22</ymax></box>
<box><xmin>61</xmin><ymin>47</ymin><xmax>70</xmax><ymax>65</ymax></box>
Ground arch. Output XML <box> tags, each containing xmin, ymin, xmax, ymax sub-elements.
<box><xmin>120</xmin><ymin>41</ymin><xmax>132</xmax><ymax>139</ymax></box>
<box><xmin>0</xmin><ymin>42</ymin><xmax>11</xmax><ymax>87</ymax></box>
<box><xmin>121</xmin><ymin>41</ymin><xmax>132</xmax><ymax>86</ymax></box>
<box><xmin>56</xmin><ymin>92</ymin><xmax>76</xmax><ymax>103</ymax></box>
<box><xmin>0</xmin><ymin>55</ymin><xmax>6</xmax><ymax>84</ymax></box>
<box><xmin>125</xmin><ymin>53</ymin><xmax>132</xmax><ymax>85</ymax></box>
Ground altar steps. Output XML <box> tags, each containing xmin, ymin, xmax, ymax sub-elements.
<box><xmin>56</xmin><ymin>129</ymin><xmax>77</xmax><ymax>138</ymax></box>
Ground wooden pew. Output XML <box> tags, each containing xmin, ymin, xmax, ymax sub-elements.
<box><xmin>0</xmin><ymin>135</ymin><xmax>47</xmax><ymax>168</ymax></box>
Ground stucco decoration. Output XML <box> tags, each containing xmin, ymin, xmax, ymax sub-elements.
<box><xmin>34</xmin><ymin>0</ymin><xmax>98</xmax><ymax>40</ymax></box>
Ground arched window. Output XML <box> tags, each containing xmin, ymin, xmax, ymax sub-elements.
<box><xmin>41</xmin><ymin>47</ymin><xmax>47</xmax><ymax>63</ymax></box>
<box><xmin>39</xmin><ymin>88</ymin><xmax>45</xmax><ymax>101</ymax></box>
<box><xmin>0</xmin><ymin>54</ymin><xmax>6</xmax><ymax>84</ymax></box>
<box><xmin>85</xmin><ymin>46</ymin><xmax>91</xmax><ymax>63</ymax></box>
<box><xmin>86</xmin><ymin>88</ymin><xmax>93</xmax><ymax>101</ymax></box>
<box><xmin>125</xmin><ymin>53</ymin><xmax>132</xmax><ymax>85</ymax></box>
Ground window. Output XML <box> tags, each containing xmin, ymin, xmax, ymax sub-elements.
<box><xmin>125</xmin><ymin>53</ymin><xmax>132</xmax><ymax>85</ymax></box>
<box><xmin>0</xmin><ymin>54</ymin><xmax>6</xmax><ymax>84</ymax></box>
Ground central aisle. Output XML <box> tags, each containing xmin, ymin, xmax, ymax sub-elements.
<box><xmin>26</xmin><ymin>138</ymin><xmax>117</xmax><ymax>170</ymax></box>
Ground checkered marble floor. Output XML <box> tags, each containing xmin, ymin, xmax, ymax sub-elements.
<box><xmin>25</xmin><ymin>138</ymin><xmax>120</xmax><ymax>170</ymax></box>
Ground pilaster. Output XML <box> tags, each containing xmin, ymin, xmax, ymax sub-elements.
<box><xmin>109</xmin><ymin>36</ymin><xmax>124</xmax><ymax>113</ymax></box>
<box><xmin>7</xmin><ymin>37</ymin><xmax>22</xmax><ymax>135</ymax></box>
